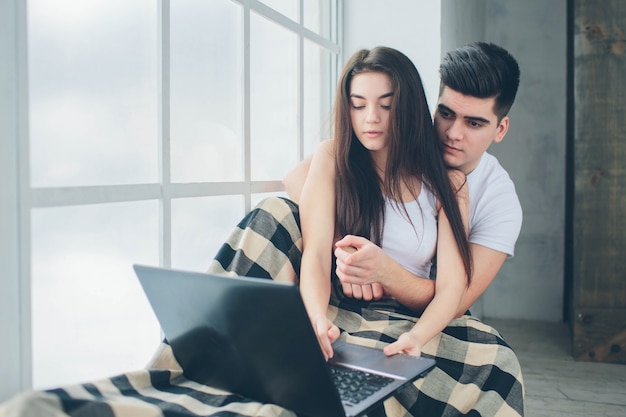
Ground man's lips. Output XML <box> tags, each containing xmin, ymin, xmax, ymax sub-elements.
<box><xmin>443</xmin><ymin>143</ymin><xmax>461</xmax><ymax>153</ymax></box>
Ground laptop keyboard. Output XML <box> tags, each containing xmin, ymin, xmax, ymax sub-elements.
<box><xmin>329</xmin><ymin>366</ymin><xmax>394</xmax><ymax>406</ymax></box>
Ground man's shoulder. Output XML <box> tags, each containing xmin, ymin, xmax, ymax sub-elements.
<box><xmin>467</xmin><ymin>153</ymin><xmax>523</xmax><ymax>255</ymax></box>
<box><xmin>468</xmin><ymin>153</ymin><xmax>515</xmax><ymax>190</ymax></box>
<box><xmin>468</xmin><ymin>152</ymin><xmax>521</xmax><ymax>218</ymax></box>
<box><xmin>473</xmin><ymin>152</ymin><xmax>510</xmax><ymax>178</ymax></box>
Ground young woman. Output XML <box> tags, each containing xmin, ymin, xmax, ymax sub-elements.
<box><xmin>298</xmin><ymin>46</ymin><xmax>472</xmax><ymax>360</ymax></box>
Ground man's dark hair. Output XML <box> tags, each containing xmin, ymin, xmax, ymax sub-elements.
<box><xmin>439</xmin><ymin>42</ymin><xmax>520</xmax><ymax>121</ymax></box>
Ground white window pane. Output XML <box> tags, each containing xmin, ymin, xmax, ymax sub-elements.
<box><xmin>171</xmin><ymin>196</ymin><xmax>245</xmax><ymax>272</ymax></box>
<box><xmin>251</xmin><ymin>192</ymin><xmax>289</xmax><ymax>208</ymax></box>
<box><xmin>250</xmin><ymin>13</ymin><xmax>298</xmax><ymax>181</ymax></box>
<box><xmin>31</xmin><ymin>201</ymin><xmax>161</xmax><ymax>389</ymax></box>
<box><xmin>303</xmin><ymin>0</ymin><xmax>333</xmax><ymax>39</ymax></box>
<box><xmin>170</xmin><ymin>0</ymin><xmax>243</xmax><ymax>183</ymax></box>
<box><xmin>27</xmin><ymin>1</ymin><xmax>158</xmax><ymax>187</ymax></box>
<box><xmin>258</xmin><ymin>0</ymin><xmax>298</xmax><ymax>22</ymax></box>
<box><xmin>304</xmin><ymin>41</ymin><xmax>333</xmax><ymax>158</ymax></box>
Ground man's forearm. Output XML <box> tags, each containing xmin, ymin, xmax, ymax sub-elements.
<box><xmin>386</xmin><ymin>247</ymin><xmax>507</xmax><ymax>317</ymax></box>
<box><xmin>382</xmin><ymin>261</ymin><xmax>436</xmax><ymax>313</ymax></box>
<box><xmin>453</xmin><ymin>244</ymin><xmax>509</xmax><ymax>317</ymax></box>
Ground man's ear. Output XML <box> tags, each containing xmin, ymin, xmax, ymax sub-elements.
<box><xmin>493</xmin><ymin>116</ymin><xmax>509</xmax><ymax>144</ymax></box>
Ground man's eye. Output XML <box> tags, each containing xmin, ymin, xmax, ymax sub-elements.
<box><xmin>439</xmin><ymin>110</ymin><xmax>451</xmax><ymax>118</ymax></box>
<box><xmin>469</xmin><ymin>120</ymin><xmax>482</xmax><ymax>128</ymax></box>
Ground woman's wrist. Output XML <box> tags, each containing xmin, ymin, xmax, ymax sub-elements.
<box><xmin>308</xmin><ymin>311</ymin><xmax>327</xmax><ymax>321</ymax></box>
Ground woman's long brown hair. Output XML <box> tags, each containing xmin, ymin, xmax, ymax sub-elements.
<box><xmin>333</xmin><ymin>47</ymin><xmax>472</xmax><ymax>283</ymax></box>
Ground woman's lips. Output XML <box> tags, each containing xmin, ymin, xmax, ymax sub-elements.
<box><xmin>364</xmin><ymin>130</ymin><xmax>382</xmax><ymax>138</ymax></box>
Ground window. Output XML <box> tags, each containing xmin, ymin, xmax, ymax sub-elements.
<box><xmin>11</xmin><ymin>0</ymin><xmax>340</xmax><ymax>390</ymax></box>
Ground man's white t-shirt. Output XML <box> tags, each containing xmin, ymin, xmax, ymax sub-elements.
<box><xmin>378</xmin><ymin>152</ymin><xmax>521</xmax><ymax>283</ymax></box>
<box><xmin>467</xmin><ymin>152</ymin><xmax>523</xmax><ymax>257</ymax></box>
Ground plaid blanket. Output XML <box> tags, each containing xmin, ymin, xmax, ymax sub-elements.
<box><xmin>0</xmin><ymin>197</ymin><xmax>524</xmax><ymax>417</ymax></box>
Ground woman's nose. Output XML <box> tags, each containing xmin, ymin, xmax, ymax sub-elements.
<box><xmin>365</xmin><ymin>107</ymin><xmax>380</xmax><ymax>123</ymax></box>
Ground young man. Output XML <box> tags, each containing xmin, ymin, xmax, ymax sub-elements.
<box><xmin>284</xmin><ymin>42</ymin><xmax>522</xmax><ymax>321</ymax></box>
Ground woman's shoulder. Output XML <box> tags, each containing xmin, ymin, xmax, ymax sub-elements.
<box><xmin>315</xmin><ymin>138</ymin><xmax>335</xmax><ymax>154</ymax></box>
<box><xmin>311</xmin><ymin>139</ymin><xmax>336</xmax><ymax>166</ymax></box>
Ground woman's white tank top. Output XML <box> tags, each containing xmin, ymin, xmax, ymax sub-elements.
<box><xmin>382</xmin><ymin>186</ymin><xmax>438</xmax><ymax>278</ymax></box>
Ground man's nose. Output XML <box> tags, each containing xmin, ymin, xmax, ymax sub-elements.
<box><xmin>446</xmin><ymin>120</ymin><xmax>463</xmax><ymax>141</ymax></box>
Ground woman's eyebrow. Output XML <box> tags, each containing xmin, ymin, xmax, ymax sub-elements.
<box><xmin>350</xmin><ymin>92</ymin><xmax>394</xmax><ymax>99</ymax></box>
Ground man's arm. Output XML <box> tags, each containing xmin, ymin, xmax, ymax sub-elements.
<box><xmin>457</xmin><ymin>244</ymin><xmax>507</xmax><ymax>316</ymax></box>
<box><xmin>404</xmin><ymin>244</ymin><xmax>509</xmax><ymax>317</ymax></box>
<box><xmin>343</xmin><ymin>242</ymin><xmax>507</xmax><ymax>317</ymax></box>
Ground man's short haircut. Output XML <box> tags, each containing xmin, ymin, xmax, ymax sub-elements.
<box><xmin>439</xmin><ymin>42</ymin><xmax>520</xmax><ymax>121</ymax></box>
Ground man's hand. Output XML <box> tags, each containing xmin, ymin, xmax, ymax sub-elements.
<box><xmin>334</xmin><ymin>236</ymin><xmax>390</xmax><ymax>301</ymax></box>
<box><xmin>311</xmin><ymin>313</ymin><xmax>340</xmax><ymax>360</ymax></box>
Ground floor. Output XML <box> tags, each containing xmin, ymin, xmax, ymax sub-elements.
<box><xmin>484</xmin><ymin>319</ymin><xmax>626</xmax><ymax>417</ymax></box>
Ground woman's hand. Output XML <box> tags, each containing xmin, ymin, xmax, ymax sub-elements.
<box><xmin>310</xmin><ymin>313</ymin><xmax>341</xmax><ymax>360</ymax></box>
<box><xmin>334</xmin><ymin>236</ymin><xmax>390</xmax><ymax>300</ymax></box>
<box><xmin>383</xmin><ymin>331</ymin><xmax>422</xmax><ymax>357</ymax></box>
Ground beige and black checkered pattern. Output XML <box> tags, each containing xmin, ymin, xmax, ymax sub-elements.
<box><xmin>0</xmin><ymin>197</ymin><xmax>524</xmax><ymax>417</ymax></box>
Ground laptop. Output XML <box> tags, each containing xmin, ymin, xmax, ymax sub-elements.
<box><xmin>133</xmin><ymin>264</ymin><xmax>435</xmax><ymax>417</ymax></box>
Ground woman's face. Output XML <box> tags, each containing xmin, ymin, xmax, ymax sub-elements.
<box><xmin>349</xmin><ymin>71</ymin><xmax>393</xmax><ymax>157</ymax></box>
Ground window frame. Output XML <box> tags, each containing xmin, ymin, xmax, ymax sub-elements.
<box><xmin>0</xmin><ymin>0</ymin><xmax>341</xmax><ymax>398</ymax></box>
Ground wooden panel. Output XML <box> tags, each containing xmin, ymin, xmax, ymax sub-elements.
<box><xmin>573</xmin><ymin>308</ymin><xmax>626</xmax><ymax>363</ymax></box>
<box><xmin>572</xmin><ymin>0</ymin><xmax>626</xmax><ymax>363</ymax></box>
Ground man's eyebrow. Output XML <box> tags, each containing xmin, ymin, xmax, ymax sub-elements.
<box><xmin>437</xmin><ymin>103</ymin><xmax>491</xmax><ymax>125</ymax></box>
<box><xmin>466</xmin><ymin>115</ymin><xmax>491</xmax><ymax>125</ymax></box>
<box><xmin>437</xmin><ymin>103</ymin><xmax>455</xmax><ymax>115</ymax></box>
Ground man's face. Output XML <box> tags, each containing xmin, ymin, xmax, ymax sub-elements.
<box><xmin>434</xmin><ymin>86</ymin><xmax>509</xmax><ymax>175</ymax></box>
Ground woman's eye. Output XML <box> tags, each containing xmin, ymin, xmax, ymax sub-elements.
<box><xmin>381</xmin><ymin>105</ymin><xmax>391</xmax><ymax>110</ymax></box>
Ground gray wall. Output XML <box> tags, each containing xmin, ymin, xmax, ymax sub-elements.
<box><xmin>343</xmin><ymin>1</ymin><xmax>441</xmax><ymax>113</ymax></box>
<box><xmin>345</xmin><ymin>0</ymin><xmax>567</xmax><ymax>322</ymax></box>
